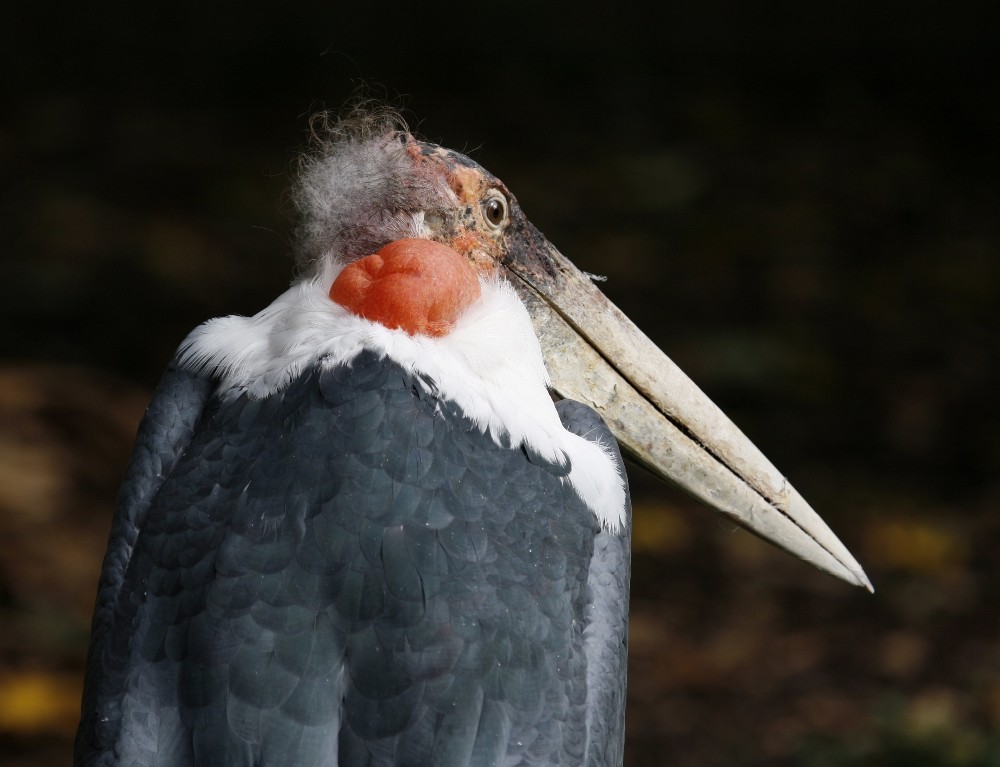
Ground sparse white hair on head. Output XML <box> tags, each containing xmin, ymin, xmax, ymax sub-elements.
<box><xmin>292</xmin><ymin>108</ymin><xmax>451</xmax><ymax>277</ymax></box>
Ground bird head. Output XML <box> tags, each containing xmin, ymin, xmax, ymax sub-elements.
<box><xmin>292</xmin><ymin>113</ymin><xmax>872</xmax><ymax>591</ymax></box>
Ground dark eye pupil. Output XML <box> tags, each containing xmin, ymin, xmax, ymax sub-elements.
<box><xmin>486</xmin><ymin>198</ymin><xmax>505</xmax><ymax>225</ymax></box>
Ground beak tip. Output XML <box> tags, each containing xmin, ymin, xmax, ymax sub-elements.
<box><xmin>826</xmin><ymin>546</ymin><xmax>874</xmax><ymax>593</ymax></box>
<box><xmin>833</xmin><ymin>539</ymin><xmax>875</xmax><ymax>594</ymax></box>
<box><xmin>854</xmin><ymin>568</ymin><xmax>875</xmax><ymax>594</ymax></box>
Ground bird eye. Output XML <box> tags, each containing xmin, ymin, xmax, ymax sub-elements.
<box><xmin>482</xmin><ymin>193</ymin><xmax>508</xmax><ymax>229</ymax></box>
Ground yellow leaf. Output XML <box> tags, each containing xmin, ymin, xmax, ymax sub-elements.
<box><xmin>0</xmin><ymin>670</ymin><xmax>82</xmax><ymax>735</ymax></box>
<box><xmin>863</xmin><ymin>518</ymin><xmax>967</xmax><ymax>575</ymax></box>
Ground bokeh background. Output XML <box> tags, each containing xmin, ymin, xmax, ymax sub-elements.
<box><xmin>3</xmin><ymin>3</ymin><xmax>998</xmax><ymax>765</ymax></box>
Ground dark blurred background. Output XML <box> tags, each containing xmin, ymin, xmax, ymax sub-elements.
<box><xmin>2</xmin><ymin>2</ymin><xmax>998</xmax><ymax>765</ymax></box>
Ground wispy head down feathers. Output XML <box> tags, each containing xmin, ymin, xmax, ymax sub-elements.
<box><xmin>292</xmin><ymin>108</ymin><xmax>454</xmax><ymax>277</ymax></box>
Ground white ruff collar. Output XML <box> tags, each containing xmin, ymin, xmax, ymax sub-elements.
<box><xmin>178</xmin><ymin>272</ymin><xmax>625</xmax><ymax>531</ymax></box>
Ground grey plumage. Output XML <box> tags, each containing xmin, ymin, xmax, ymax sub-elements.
<box><xmin>77</xmin><ymin>350</ymin><xmax>631</xmax><ymax>766</ymax></box>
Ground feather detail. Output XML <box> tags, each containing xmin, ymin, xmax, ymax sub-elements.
<box><xmin>178</xmin><ymin>273</ymin><xmax>626</xmax><ymax>531</ymax></box>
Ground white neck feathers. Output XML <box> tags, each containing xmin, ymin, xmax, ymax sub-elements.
<box><xmin>178</xmin><ymin>273</ymin><xmax>625</xmax><ymax>531</ymax></box>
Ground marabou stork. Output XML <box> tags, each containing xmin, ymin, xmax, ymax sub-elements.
<box><xmin>76</xmin><ymin>113</ymin><xmax>871</xmax><ymax>767</ymax></box>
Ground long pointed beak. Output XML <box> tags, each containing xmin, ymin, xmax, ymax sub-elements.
<box><xmin>502</xmin><ymin>233</ymin><xmax>872</xmax><ymax>592</ymax></box>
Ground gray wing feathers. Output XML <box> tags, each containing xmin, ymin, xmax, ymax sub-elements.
<box><xmin>555</xmin><ymin>400</ymin><xmax>632</xmax><ymax>767</ymax></box>
<box><xmin>582</xmin><ymin>531</ymin><xmax>630</xmax><ymax>767</ymax></box>
<box><xmin>77</xmin><ymin>355</ymin><xmax>631</xmax><ymax>767</ymax></box>
<box><xmin>76</xmin><ymin>362</ymin><xmax>214</xmax><ymax>766</ymax></box>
